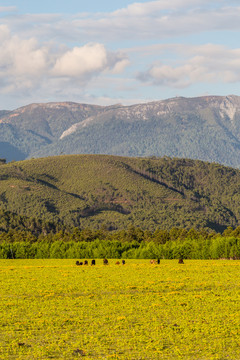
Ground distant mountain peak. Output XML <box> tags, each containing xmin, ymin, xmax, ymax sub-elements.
<box><xmin>1</xmin><ymin>95</ymin><xmax>240</xmax><ymax>166</ymax></box>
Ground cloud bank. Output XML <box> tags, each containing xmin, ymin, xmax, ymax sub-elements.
<box><xmin>137</xmin><ymin>44</ymin><xmax>240</xmax><ymax>88</ymax></box>
<box><xmin>1</xmin><ymin>0</ymin><xmax>240</xmax><ymax>108</ymax></box>
<box><xmin>0</xmin><ymin>25</ymin><xmax>129</xmax><ymax>96</ymax></box>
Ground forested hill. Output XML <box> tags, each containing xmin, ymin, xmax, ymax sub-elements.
<box><xmin>0</xmin><ymin>154</ymin><xmax>239</xmax><ymax>232</ymax></box>
<box><xmin>1</xmin><ymin>95</ymin><xmax>240</xmax><ymax>167</ymax></box>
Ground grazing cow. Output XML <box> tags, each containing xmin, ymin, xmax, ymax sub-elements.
<box><xmin>84</xmin><ymin>260</ymin><xmax>88</xmax><ymax>265</ymax></box>
<box><xmin>157</xmin><ymin>259</ymin><xmax>160</xmax><ymax>264</ymax></box>
<box><xmin>79</xmin><ymin>262</ymin><xmax>83</xmax><ymax>265</ymax></box>
<box><xmin>76</xmin><ymin>261</ymin><xmax>80</xmax><ymax>266</ymax></box>
<box><xmin>122</xmin><ymin>260</ymin><xmax>126</xmax><ymax>265</ymax></box>
<box><xmin>150</xmin><ymin>259</ymin><xmax>156</xmax><ymax>264</ymax></box>
<box><xmin>115</xmin><ymin>261</ymin><xmax>120</xmax><ymax>265</ymax></box>
<box><xmin>178</xmin><ymin>258</ymin><xmax>184</xmax><ymax>264</ymax></box>
<box><xmin>91</xmin><ymin>259</ymin><xmax>96</xmax><ymax>266</ymax></box>
<box><xmin>103</xmin><ymin>258</ymin><xmax>108</xmax><ymax>265</ymax></box>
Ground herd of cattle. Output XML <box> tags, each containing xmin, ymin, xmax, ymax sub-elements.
<box><xmin>75</xmin><ymin>259</ymin><xmax>126</xmax><ymax>266</ymax></box>
<box><xmin>75</xmin><ymin>258</ymin><xmax>184</xmax><ymax>266</ymax></box>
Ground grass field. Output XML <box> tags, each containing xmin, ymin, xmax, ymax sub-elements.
<box><xmin>0</xmin><ymin>259</ymin><xmax>240</xmax><ymax>359</ymax></box>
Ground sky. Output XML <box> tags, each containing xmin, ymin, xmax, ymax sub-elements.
<box><xmin>1</xmin><ymin>0</ymin><xmax>240</xmax><ymax>109</ymax></box>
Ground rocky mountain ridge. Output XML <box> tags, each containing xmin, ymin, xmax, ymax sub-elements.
<box><xmin>59</xmin><ymin>95</ymin><xmax>240</xmax><ymax>139</ymax></box>
<box><xmin>1</xmin><ymin>95</ymin><xmax>240</xmax><ymax>167</ymax></box>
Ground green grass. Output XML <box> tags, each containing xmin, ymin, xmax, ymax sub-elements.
<box><xmin>1</xmin><ymin>259</ymin><xmax>240</xmax><ymax>359</ymax></box>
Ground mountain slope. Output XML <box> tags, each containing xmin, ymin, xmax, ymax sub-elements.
<box><xmin>1</xmin><ymin>95</ymin><xmax>240</xmax><ymax>167</ymax></box>
<box><xmin>0</xmin><ymin>154</ymin><xmax>239</xmax><ymax>231</ymax></box>
<box><xmin>0</xmin><ymin>102</ymin><xmax>107</xmax><ymax>161</ymax></box>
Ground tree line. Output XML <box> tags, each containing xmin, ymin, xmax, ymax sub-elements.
<box><xmin>1</xmin><ymin>225</ymin><xmax>240</xmax><ymax>259</ymax></box>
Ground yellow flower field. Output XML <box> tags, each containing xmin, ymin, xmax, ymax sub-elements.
<box><xmin>0</xmin><ymin>259</ymin><xmax>240</xmax><ymax>359</ymax></box>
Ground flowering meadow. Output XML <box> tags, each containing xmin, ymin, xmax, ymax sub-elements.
<box><xmin>1</xmin><ymin>259</ymin><xmax>240</xmax><ymax>359</ymax></box>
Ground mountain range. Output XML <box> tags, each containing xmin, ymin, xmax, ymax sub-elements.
<box><xmin>1</xmin><ymin>95</ymin><xmax>240</xmax><ymax>167</ymax></box>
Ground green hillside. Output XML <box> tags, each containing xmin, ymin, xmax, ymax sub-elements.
<box><xmin>0</xmin><ymin>154</ymin><xmax>239</xmax><ymax>232</ymax></box>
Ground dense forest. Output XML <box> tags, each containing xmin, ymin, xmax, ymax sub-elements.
<box><xmin>0</xmin><ymin>154</ymin><xmax>240</xmax><ymax>232</ymax></box>
<box><xmin>0</xmin><ymin>154</ymin><xmax>240</xmax><ymax>259</ymax></box>
<box><xmin>1</xmin><ymin>225</ymin><xmax>240</xmax><ymax>259</ymax></box>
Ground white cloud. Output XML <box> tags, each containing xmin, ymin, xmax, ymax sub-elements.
<box><xmin>137</xmin><ymin>44</ymin><xmax>240</xmax><ymax>88</ymax></box>
<box><xmin>110</xmin><ymin>59</ymin><xmax>131</xmax><ymax>74</ymax></box>
<box><xmin>0</xmin><ymin>24</ymin><xmax>10</xmax><ymax>41</ymax></box>
<box><xmin>3</xmin><ymin>1</ymin><xmax>240</xmax><ymax>44</ymax></box>
<box><xmin>1</xmin><ymin>1</ymin><xmax>240</xmax><ymax>108</ymax></box>
<box><xmin>53</xmin><ymin>44</ymin><xmax>108</xmax><ymax>77</ymax></box>
<box><xmin>52</xmin><ymin>43</ymin><xmax>129</xmax><ymax>79</ymax></box>
<box><xmin>112</xmin><ymin>0</ymin><xmax>213</xmax><ymax>16</ymax></box>
<box><xmin>0</xmin><ymin>6</ymin><xmax>17</xmax><ymax>12</ymax></box>
<box><xmin>0</xmin><ymin>25</ymin><xmax>48</xmax><ymax>89</ymax></box>
<box><xmin>67</xmin><ymin>1</ymin><xmax>240</xmax><ymax>42</ymax></box>
<box><xmin>0</xmin><ymin>26</ymin><xmax>129</xmax><ymax>96</ymax></box>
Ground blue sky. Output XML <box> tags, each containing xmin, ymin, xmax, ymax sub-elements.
<box><xmin>1</xmin><ymin>1</ymin><xmax>142</xmax><ymax>13</ymax></box>
<box><xmin>0</xmin><ymin>0</ymin><xmax>240</xmax><ymax>109</ymax></box>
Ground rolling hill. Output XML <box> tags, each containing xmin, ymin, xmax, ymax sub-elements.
<box><xmin>1</xmin><ymin>95</ymin><xmax>240</xmax><ymax>167</ymax></box>
<box><xmin>0</xmin><ymin>154</ymin><xmax>239</xmax><ymax>232</ymax></box>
